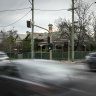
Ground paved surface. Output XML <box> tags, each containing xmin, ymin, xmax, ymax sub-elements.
<box><xmin>61</xmin><ymin>60</ymin><xmax>88</xmax><ymax>70</ymax></box>
<box><xmin>61</xmin><ymin>61</ymin><xmax>96</xmax><ymax>96</ymax></box>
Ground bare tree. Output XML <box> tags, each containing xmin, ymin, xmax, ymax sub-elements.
<box><xmin>55</xmin><ymin>0</ymin><xmax>94</xmax><ymax>51</ymax></box>
<box><xmin>55</xmin><ymin>18</ymin><xmax>72</xmax><ymax>40</ymax></box>
<box><xmin>74</xmin><ymin>0</ymin><xmax>93</xmax><ymax>50</ymax></box>
<box><xmin>91</xmin><ymin>13</ymin><xmax>96</xmax><ymax>41</ymax></box>
<box><xmin>7</xmin><ymin>29</ymin><xmax>17</xmax><ymax>37</ymax></box>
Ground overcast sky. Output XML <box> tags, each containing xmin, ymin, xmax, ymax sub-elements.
<box><xmin>0</xmin><ymin>0</ymin><xmax>96</xmax><ymax>34</ymax></box>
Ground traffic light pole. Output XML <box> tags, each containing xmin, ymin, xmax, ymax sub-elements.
<box><xmin>48</xmin><ymin>24</ymin><xmax>53</xmax><ymax>60</ymax></box>
<box><xmin>30</xmin><ymin>23</ymin><xmax>53</xmax><ymax>60</ymax></box>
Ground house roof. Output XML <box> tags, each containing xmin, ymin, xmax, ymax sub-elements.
<box><xmin>17</xmin><ymin>34</ymin><xmax>27</xmax><ymax>40</ymax></box>
<box><xmin>25</xmin><ymin>32</ymin><xmax>48</xmax><ymax>40</ymax></box>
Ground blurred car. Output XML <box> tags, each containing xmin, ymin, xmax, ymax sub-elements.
<box><xmin>0</xmin><ymin>51</ymin><xmax>9</xmax><ymax>61</ymax></box>
<box><xmin>0</xmin><ymin>59</ymin><xmax>96</xmax><ymax>96</ymax></box>
<box><xmin>85</xmin><ymin>52</ymin><xmax>96</xmax><ymax>71</ymax></box>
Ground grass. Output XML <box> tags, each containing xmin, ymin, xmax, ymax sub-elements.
<box><xmin>9</xmin><ymin>58</ymin><xmax>16</xmax><ymax>60</ymax></box>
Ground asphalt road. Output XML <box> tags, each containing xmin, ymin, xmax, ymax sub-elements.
<box><xmin>69</xmin><ymin>62</ymin><xmax>96</xmax><ymax>96</ymax></box>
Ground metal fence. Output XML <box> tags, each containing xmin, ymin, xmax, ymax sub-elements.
<box><xmin>7</xmin><ymin>51</ymin><xmax>92</xmax><ymax>60</ymax></box>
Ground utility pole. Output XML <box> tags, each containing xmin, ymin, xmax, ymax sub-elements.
<box><xmin>31</xmin><ymin>0</ymin><xmax>34</xmax><ymax>59</ymax></box>
<box><xmin>72</xmin><ymin>0</ymin><xmax>75</xmax><ymax>62</ymax></box>
<box><xmin>48</xmin><ymin>24</ymin><xmax>53</xmax><ymax>60</ymax></box>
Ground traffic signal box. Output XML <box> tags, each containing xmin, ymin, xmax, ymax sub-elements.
<box><xmin>48</xmin><ymin>43</ymin><xmax>53</xmax><ymax>50</ymax></box>
<box><xmin>47</xmin><ymin>36</ymin><xmax>53</xmax><ymax>50</ymax></box>
<box><xmin>27</xmin><ymin>21</ymin><xmax>31</xmax><ymax>28</ymax></box>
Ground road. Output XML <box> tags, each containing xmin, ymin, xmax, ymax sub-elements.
<box><xmin>68</xmin><ymin>62</ymin><xmax>96</xmax><ymax>96</ymax></box>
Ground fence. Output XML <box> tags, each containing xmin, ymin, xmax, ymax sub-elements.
<box><xmin>7</xmin><ymin>51</ymin><xmax>92</xmax><ymax>60</ymax></box>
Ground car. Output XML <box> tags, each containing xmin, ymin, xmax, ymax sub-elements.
<box><xmin>0</xmin><ymin>59</ymin><xmax>96</xmax><ymax>96</ymax></box>
<box><xmin>85</xmin><ymin>52</ymin><xmax>96</xmax><ymax>71</ymax></box>
<box><xmin>0</xmin><ymin>59</ymin><xmax>74</xmax><ymax>96</ymax></box>
<box><xmin>0</xmin><ymin>51</ymin><xmax>9</xmax><ymax>61</ymax></box>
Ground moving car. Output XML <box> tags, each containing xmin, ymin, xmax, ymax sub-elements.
<box><xmin>85</xmin><ymin>52</ymin><xmax>96</xmax><ymax>71</ymax></box>
<box><xmin>0</xmin><ymin>59</ymin><xmax>96</xmax><ymax>96</ymax></box>
<box><xmin>0</xmin><ymin>51</ymin><xmax>9</xmax><ymax>61</ymax></box>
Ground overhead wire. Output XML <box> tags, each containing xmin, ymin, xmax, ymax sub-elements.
<box><xmin>0</xmin><ymin>6</ymin><xmax>68</xmax><ymax>27</ymax></box>
<box><xmin>34</xmin><ymin>8</ymin><xmax>68</xmax><ymax>11</ymax></box>
<box><xmin>0</xmin><ymin>10</ymin><xmax>31</xmax><ymax>27</ymax></box>
<box><xmin>0</xmin><ymin>7</ymin><xmax>68</xmax><ymax>13</ymax></box>
<box><xmin>0</xmin><ymin>7</ymin><xmax>30</xmax><ymax>13</ymax></box>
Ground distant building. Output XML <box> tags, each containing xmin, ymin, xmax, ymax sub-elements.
<box><xmin>15</xmin><ymin>29</ymin><xmax>93</xmax><ymax>52</ymax></box>
<box><xmin>15</xmin><ymin>34</ymin><xmax>27</xmax><ymax>44</ymax></box>
<box><xmin>25</xmin><ymin>32</ymin><xmax>48</xmax><ymax>40</ymax></box>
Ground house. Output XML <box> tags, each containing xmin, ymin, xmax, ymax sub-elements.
<box><xmin>15</xmin><ymin>31</ymin><xmax>70</xmax><ymax>51</ymax></box>
<box><xmin>25</xmin><ymin>32</ymin><xmax>48</xmax><ymax>40</ymax></box>
<box><xmin>15</xmin><ymin>34</ymin><xmax>27</xmax><ymax>44</ymax></box>
<box><xmin>15</xmin><ymin>27</ymin><xmax>93</xmax><ymax>52</ymax></box>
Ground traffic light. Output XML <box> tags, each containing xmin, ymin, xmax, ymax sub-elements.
<box><xmin>27</xmin><ymin>21</ymin><xmax>31</xmax><ymax>28</ymax></box>
<box><xmin>48</xmin><ymin>43</ymin><xmax>53</xmax><ymax>50</ymax></box>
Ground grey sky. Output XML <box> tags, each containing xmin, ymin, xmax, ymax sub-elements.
<box><xmin>0</xmin><ymin>0</ymin><xmax>96</xmax><ymax>34</ymax></box>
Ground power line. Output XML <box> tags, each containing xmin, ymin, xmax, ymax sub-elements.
<box><xmin>0</xmin><ymin>7</ymin><xmax>30</xmax><ymax>12</ymax></box>
<box><xmin>34</xmin><ymin>8</ymin><xmax>68</xmax><ymax>11</ymax></box>
<box><xmin>0</xmin><ymin>10</ymin><xmax>31</xmax><ymax>27</ymax></box>
<box><xmin>0</xmin><ymin>7</ymin><xmax>68</xmax><ymax>13</ymax></box>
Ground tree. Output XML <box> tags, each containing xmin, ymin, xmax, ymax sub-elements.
<box><xmin>0</xmin><ymin>35</ymin><xmax>15</xmax><ymax>53</ymax></box>
<box><xmin>91</xmin><ymin>13</ymin><xmax>96</xmax><ymax>41</ymax></box>
<box><xmin>0</xmin><ymin>29</ymin><xmax>17</xmax><ymax>53</ymax></box>
<box><xmin>74</xmin><ymin>0</ymin><xmax>93</xmax><ymax>50</ymax></box>
<box><xmin>55</xmin><ymin>0</ymin><xmax>94</xmax><ymax>51</ymax></box>
<box><xmin>7</xmin><ymin>29</ymin><xmax>17</xmax><ymax>37</ymax></box>
<box><xmin>55</xmin><ymin>18</ymin><xmax>72</xmax><ymax>40</ymax></box>
<box><xmin>22</xmin><ymin>41</ymin><xmax>31</xmax><ymax>52</ymax></box>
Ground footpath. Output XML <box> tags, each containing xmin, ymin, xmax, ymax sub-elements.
<box><xmin>60</xmin><ymin>60</ymin><xmax>88</xmax><ymax>70</ymax></box>
<box><xmin>61</xmin><ymin>59</ymin><xmax>85</xmax><ymax>64</ymax></box>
